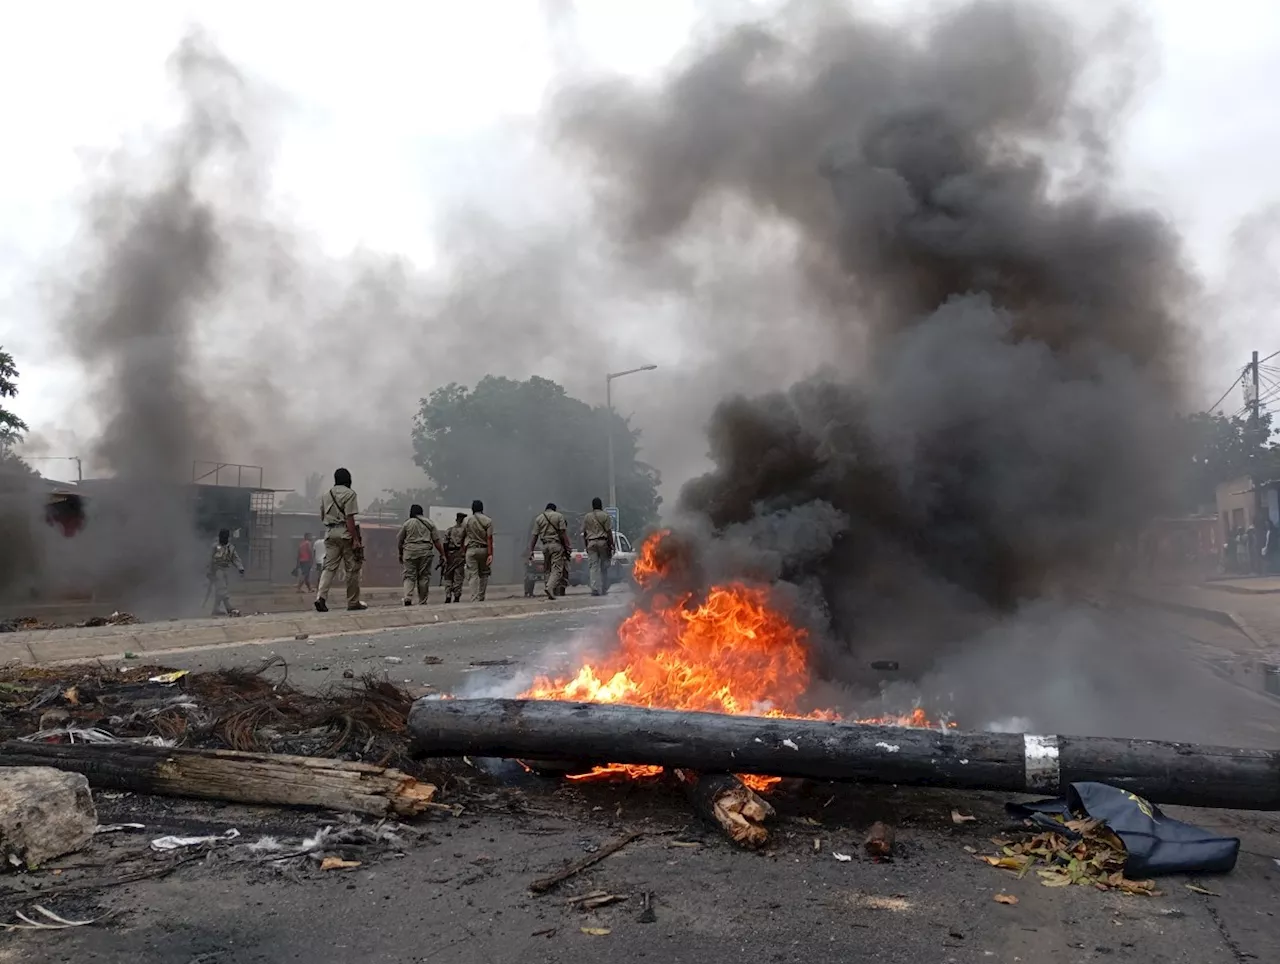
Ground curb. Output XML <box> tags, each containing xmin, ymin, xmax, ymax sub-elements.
<box><xmin>0</xmin><ymin>594</ymin><xmax>627</xmax><ymax>667</ymax></box>
<box><xmin>1119</xmin><ymin>591</ymin><xmax>1273</xmax><ymax>650</ymax></box>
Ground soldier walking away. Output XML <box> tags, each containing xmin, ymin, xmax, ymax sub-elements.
<box><xmin>582</xmin><ymin>497</ymin><xmax>615</xmax><ymax>596</ymax></box>
<box><xmin>295</xmin><ymin>532</ymin><xmax>314</xmax><ymax>593</ymax></box>
<box><xmin>529</xmin><ymin>502</ymin><xmax>571</xmax><ymax>600</ymax></box>
<box><xmin>315</xmin><ymin>467</ymin><xmax>366</xmax><ymax>612</ymax></box>
<box><xmin>442</xmin><ymin>512</ymin><xmax>467</xmax><ymax>603</ymax></box>
<box><xmin>398</xmin><ymin>504</ymin><xmax>444</xmax><ymax>606</ymax></box>
<box><xmin>464</xmin><ymin>499</ymin><xmax>495</xmax><ymax>602</ymax></box>
<box><xmin>208</xmin><ymin>528</ymin><xmax>245</xmax><ymax>617</ymax></box>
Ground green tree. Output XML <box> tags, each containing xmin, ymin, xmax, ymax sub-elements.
<box><xmin>0</xmin><ymin>349</ymin><xmax>28</xmax><ymax>446</ymax></box>
<box><xmin>365</xmin><ymin>486</ymin><xmax>444</xmax><ymax>521</ymax></box>
<box><xmin>411</xmin><ymin>376</ymin><xmax>661</xmax><ymax>537</ymax></box>
<box><xmin>1179</xmin><ymin>410</ymin><xmax>1280</xmax><ymax>511</ymax></box>
<box><xmin>278</xmin><ymin>471</ymin><xmax>324</xmax><ymax>512</ymax></box>
<box><xmin>0</xmin><ymin>349</ymin><xmax>33</xmax><ymax>478</ymax></box>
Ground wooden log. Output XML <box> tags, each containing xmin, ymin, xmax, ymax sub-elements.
<box><xmin>672</xmin><ymin>769</ymin><xmax>773</xmax><ymax>848</ymax></box>
<box><xmin>863</xmin><ymin>821</ymin><xmax>895</xmax><ymax>859</ymax></box>
<box><xmin>0</xmin><ymin>742</ymin><xmax>437</xmax><ymax>818</ymax></box>
<box><xmin>407</xmin><ymin>697</ymin><xmax>1280</xmax><ymax>811</ymax></box>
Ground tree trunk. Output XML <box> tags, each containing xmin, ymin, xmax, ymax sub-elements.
<box><xmin>672</xmin><ymin>769</ymin><xmax>773</xmax><ymax>848</ymax></box>
<box><xmin>407</xmin><ymin>697</ymin><xmax>1280</xmax><ymax>810</ymax></box>
<box><xmin>0</xmin><ymin>743</ymin><xmax>436</xmax><ymax>818</ymax></box>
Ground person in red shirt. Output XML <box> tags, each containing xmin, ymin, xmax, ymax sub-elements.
<box><xmin>296</xmin><ymin>531</ymin><xmax>314</xmax><ymax>592</ymax></box>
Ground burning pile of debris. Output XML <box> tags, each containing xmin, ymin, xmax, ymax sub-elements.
<box><xmin>406</xmin><ymin>531</ymin><xmax>1279</xmax><ymax>855</ymax></box>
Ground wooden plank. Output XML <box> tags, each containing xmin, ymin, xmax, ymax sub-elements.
<box><xmin>0</xmin><ymin>742</ymin><xmax>436</xmax><ymax>817</ymax></box>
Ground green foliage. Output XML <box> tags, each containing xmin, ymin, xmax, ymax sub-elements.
<box><xmin>365</xmin><ymin>487</ymin><xmax>444</xmax><ymax>520</ymax></box>
<box><xmin>411</xmin><ymin>376</ymin><xmax>661</xmax><ymax>535</ymax></box>
<box><xmin>0</xmin><ymin>349</ymin><xmax>29</xmax><ymax>446</ymax></box>
<box><xmin>278</xmin><ymin>471</ymin><xmax>325</xmax><ymax>512</ymax></box>
<box><xmin>1179</xmin><ymin>410</ymin><xmax>1280</xmax><ymax>510</ymax></box>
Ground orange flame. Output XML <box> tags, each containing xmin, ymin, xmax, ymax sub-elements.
<box><xmin>521</xmin><ymin>530</ymin><xmax>951</xmax><ymax>790</ymax></box>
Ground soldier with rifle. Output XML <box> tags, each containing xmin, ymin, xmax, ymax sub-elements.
<box><xmin>441</xmin><ymin>512</ymin><xmax>468</xmax><ymax>603</ymax></box>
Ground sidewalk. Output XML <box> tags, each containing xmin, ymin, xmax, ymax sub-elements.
<box><xmin>1125</xmin><ymin>583</ymin><xmax>1279</xmax><ymax>650</ymax></box>
<box><xmin>1202</xmin><ymin>575</ymin><xmax>1280</xmax><ymax>595</ymax></box>
<box><xmin>0</xmin><ymin>590</ymin><xmax>627</xmax><ymax>667</ymax></box>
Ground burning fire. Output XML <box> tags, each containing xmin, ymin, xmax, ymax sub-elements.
<box><xmin>521</xmin><ymin>530</ymin><xmax>951</xmax><ymax>791</ymax></box>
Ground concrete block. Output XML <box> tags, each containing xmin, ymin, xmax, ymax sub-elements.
<box><xmin>0</xmin><ymin>767</ymin><xmax>97</xmax><ymax>869</ymax></box>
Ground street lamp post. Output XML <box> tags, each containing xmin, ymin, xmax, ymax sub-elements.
<box><xmin>606</xmin><ymin>365</ymin><xmax>657</xmax><ymax>514</ymax></box>
<box><xmin>21</xmin><ymin>456</ymin><xmax>82</xmax><ymax>482</ymax></box>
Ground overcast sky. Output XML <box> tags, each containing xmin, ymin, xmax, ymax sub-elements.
<box><xmin>2</xmin><ymin>0</ymin><xmax>1278</xmax><ymax>492</ymax></box>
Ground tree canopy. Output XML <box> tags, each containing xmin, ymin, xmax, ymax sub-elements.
<box><xmin>1178</xmin><ymin>410</ymin><xmax>1280</xmax><ymax>511</ymax></box>
<box><xmin>0</xmin><ymin>349</ymin><xmax>33</xmax><ymax>478</ymax></box>
<box><xmin>0</xmin><ymin>349</ymin><xmax>28</xmax><ymax>447</ymax></box>
<box><xmin>411</xmin><ymin>376</ymin><xmax>661</xmax><ymax>536</ymax></box>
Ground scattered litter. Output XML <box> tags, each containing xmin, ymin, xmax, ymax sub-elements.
<box><xmin>580</xmin><ymin>927</ymin><xmax>611</xmax><ymax>936</ymax></box>
<box><xmin>814</xmin><ymin>837</ymin><xmax>821</xmax><ymax>852</ymax></box>
<box><xmin>19</xmin><ymin>727</ymin><xmax>174</xmax><ymax>748</ymax></box>
<box><xmin>567</xmin><ymin>891</ymin><xmax>627</xmax><ymax>909</ymax></box>
<box><xmin>870</xmin><ymin>660</ymin><xmax>899</xmax><ymax>671</ymax></box>
<box><xmin>874</xmin><ymin>742</ymin><xmax>900</xmax><ymax>753</ymax></box>
<box><xmin>994</xmin><ymin>893</ymin><xmax>1019</xmax><ymax>906</ymax></box>
<box><xmin>864</xmin><ymin>821</ymin><xmax>896</xmax><ymax>859</ymax></box>
<box><xmin>294</xmin><ymin>633</ymin><xmax>309</xmax><ymax>640</ymax></box>
<box><xmin>952</xmin><ymin>811</ymin><xmax>977</xmax><ymax>824</ymax></box>
<box><xmin>1008</xmin><ymin>783</ymin><xmax>1239</xmax><ymax>877</ymax></box>
<box><xmin>62</xmin><ymin>687</ymin><xmax>79</xmax><ymax>706</ymax></box>
<box><xmin>1</xmin><ymin>905</ymin><xmax>114</xmax><ymax>932</ymax></box>
<box><xmin>148</xmin><ymin>671</ymin><xmax>189</xmax><ymax>685</ymax></box>
<box><xmin>469</xmin><ymin>658</ymin><xmax>516</xmax><ymax>667</ymax></box>
<box><xmin>95</xmin><ymin>823</ymin><xmax>145</xmax><ymax>835</ymax></box>
<box><xmin>782</xmin><ymin>739</ymin><xmax>799</xmax><ymax>750</ymax></box>
<box><xmin>637</xmin><ymin>891</ymin><xmax>656</xmax><ymax>923</ymax></box>
<box><xmin>320</xmin><ymin>856</ymin><xmax>361</xmax><ymax>871</ymax></box>
<box><xmin>342</xmin><ymin>669</ymin><xmax>355</xmax><ymax>679</ymax></box>
<box><xmin>151</xmin><ymin>829</ymin><xmax>241</xmax><ymax>851</ymax></box>
<box><xmin>978</xmin><ymin>820</ymin><xmax>1158</xmax><ymax>895</ymax></box>
<box><xmin>833</xmin><ymin>852</ymin><xmax>853</xmax><ymax>862</ymax></box>
<box><xmin>532</xmin><ymin>927</ymin><xmax>556</xmax><ymax>938</ymax></box>
<box><xmin>529</xmin><ymin>831</ymin><xmax>644</xmax><ymax>895</ymax></box>
<box><xmin>1185</xmin><ymin>883</ymin><xmax>1219</xmax><ymax>896</ymax></box>
<box><xmin>383</xmin><ymin>657</ymin><xmax>403</xmax><ymax>665</ymax></box>
<box><xmin>423</xmin><ymin>656</ymin><xmax>443</xmax><ymax>665</ymax></box>
<box><xmin>669</xmin><ymin>841</ymin><xmax>701</xmax><ymax>849</ymax></box>
<box><xmin>122</xmin><ymin>652</ymin><xmax>138</xmax><ymax>660</ymax></box>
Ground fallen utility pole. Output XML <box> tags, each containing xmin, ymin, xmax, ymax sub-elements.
<box><xmin>407</xmin><ymin>698</ymin><xmax>1280</xmax><ymax>810</ymax></box>
<box><xmin>0</xmin><ymin>742</ymin><xmax>437</xmax><ymax>818</ymax></box>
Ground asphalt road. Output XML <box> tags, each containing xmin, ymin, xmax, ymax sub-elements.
<box><xmin>156</xmin><ymin>600</ymin><xmax>628</xmax><ymax>698</ymax></box>
<box><xmin>8</xmin><ymin>600</ymin><xmax>1280</xmax><ymax>964</ymax></box>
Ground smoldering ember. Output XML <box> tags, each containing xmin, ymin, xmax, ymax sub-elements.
<box><xmin>1</xmin><ymin>4</ymin><xmax>1279</xmax><ymax>963</ymax></box>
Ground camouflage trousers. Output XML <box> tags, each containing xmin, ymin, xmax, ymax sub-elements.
<box><xmin>401</xmin><ymin>552</ymin><xmax>434</xmax><ymax>604</ymax></box>
<box><xmin>442</xmin><ymin>553</ymin><xmax>465</xmax><ymax>601</ymax></box>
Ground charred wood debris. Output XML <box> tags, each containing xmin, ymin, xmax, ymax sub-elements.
<box><xmin>0</xmin><ymin>660</ymin><xmax>1258</xmax><ymax>929</ymax></box>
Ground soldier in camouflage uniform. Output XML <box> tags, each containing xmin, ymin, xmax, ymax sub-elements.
<box><xmin>464</xmin><ymin>499</ymin><xmax>495</xmax><ymax>602</ymax></box>
<box><xmin>208</xmin><ymin>528</ymin><xmax>245</xmax><ymax>616</ymax></box>
<box><xmin>397</xmin><ymin>504</ymin><xmax>444</xmax><ymax>606</ymax></box>
<box><xmin>442</xmin><ymin>512</ymin><xmax>467</xmax><ymax>603</ymax></box>
<box><xmin>581</xmin><ymin>497</ymin><xmax>615</xmax><ymax>596</ymax></box>
<box><xmin>529</xmin><ymin>502</ymin><xmax>570</xmax><ymax>600</ymax></box>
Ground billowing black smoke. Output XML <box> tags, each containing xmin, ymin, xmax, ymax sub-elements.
<box><xmin>555</xmin><ymin>2</ymin><xmax>1192</xmax><ymax>666</ymax></box>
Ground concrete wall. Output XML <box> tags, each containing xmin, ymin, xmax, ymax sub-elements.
<box><xmin>1215</xmin><ymin>475</ymin><xmax>1259</xmax><ymax>539</ymax></box>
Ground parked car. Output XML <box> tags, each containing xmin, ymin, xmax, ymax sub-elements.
<box><xmin>524</xmin><ymin>532</ymin><xmax>637</xmax><ymax>596</ymax></box>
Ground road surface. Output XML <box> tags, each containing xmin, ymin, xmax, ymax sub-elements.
<box><xmin>6</xmin><ymin>599</ymin><xmax>1279</xmax><ymax>964</ymax></box>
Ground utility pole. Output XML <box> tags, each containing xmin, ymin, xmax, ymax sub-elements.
<box><xmin>1252</xmin><ymin>350</ymin><xmax>1261</xmax><ymax>428</ymax></box>
<box><xmin>605</xmin><ymin>365</ymin><xmax>658</xmax><ymax>514</ymax></box>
